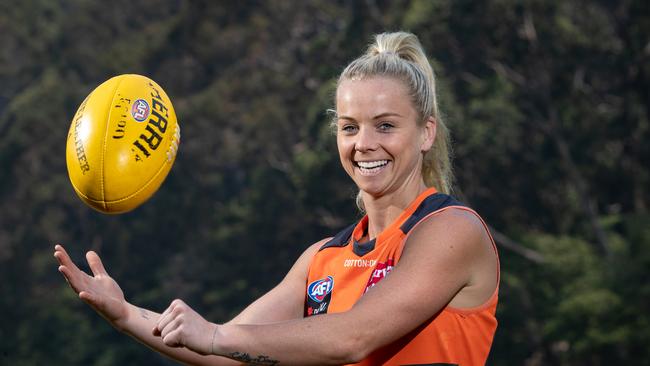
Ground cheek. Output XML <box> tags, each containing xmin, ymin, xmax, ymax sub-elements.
<box><xmin>390</xmin><ymin>138</ymin><xmax>421</xmax><ymax>164</ymax></box>
<box><xmin>337</xmin><ymin>135</ymin><xmax>351</xmax><ymax>153</ymax></box>
<box><xmin>337</xmin><ymin>138</ymin><xmax>357</xmax><ymax>176</ymax></box>
<box><xmin>336</xmin><ymin>138</ymin><xmax>350</xmax><ymax>163</ymax></box>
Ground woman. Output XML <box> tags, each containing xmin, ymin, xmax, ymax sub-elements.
<box><xmin>55</xmin><ymin>31</ymin><xmax>499</xmax><ymax>365</ymax></box>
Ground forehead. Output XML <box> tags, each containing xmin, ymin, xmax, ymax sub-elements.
<box><xmin>336</xmin><ymin>76</ymin><xmax>415</xmax><ymax>117</ymax></box>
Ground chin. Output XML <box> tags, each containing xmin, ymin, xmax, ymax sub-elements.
<box><xmin>356</xmin><ymin>185</ymin><xmax>386</xmax><ymax>198</ymax></box>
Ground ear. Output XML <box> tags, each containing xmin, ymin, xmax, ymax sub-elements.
<box><xmin>420</xmin><ymin>116</ymin><xmax>436</xmax><ymax>152</ymax></box>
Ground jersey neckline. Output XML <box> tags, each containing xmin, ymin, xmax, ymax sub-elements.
<box><xmin>351</xmin><ymin>187</ymin><xmax>438</xmax><ymax>256</ymax></box>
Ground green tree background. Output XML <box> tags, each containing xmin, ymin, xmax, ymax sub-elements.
<box><xmin>1</xmin><ymin>1</ymin><xmax>648</xmax><ymax>365</ymax></box>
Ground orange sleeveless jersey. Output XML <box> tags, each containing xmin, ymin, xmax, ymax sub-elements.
<box><xmin>305</xmin><ymin>188</ymin><xmax>499</xmax><ymax>366</ymax></box>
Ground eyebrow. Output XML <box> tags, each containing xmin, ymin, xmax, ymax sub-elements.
<box><xmin>336</xmin><ymin>112</ymin><xmax>404</xmax><ymax>121</ymax></box>
<box><xmin>373</xmin><ymin>112</ymin><xmax>403</xmax><ymax>119</ymax></box>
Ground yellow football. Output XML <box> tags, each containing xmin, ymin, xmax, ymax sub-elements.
<box><xmin>66</xmin><ymin>74</ymin><xmax>180</xmax><ymax>214</ymax></box>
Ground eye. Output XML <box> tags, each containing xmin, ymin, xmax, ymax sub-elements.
<box><xmin>339</xmin><ymin>122</ymin><xmax>358</xmax><ymax>134</ymax></box>
<box><xmin>378</xmin><ymin>122</ymin><xmax>394</xmax><ymax>132</ymax></box>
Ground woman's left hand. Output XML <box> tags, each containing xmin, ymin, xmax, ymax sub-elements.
<box><xmin>153</xmin><ymin>299</ymin><xmax>218</xmax><ymax>355</ymax></box>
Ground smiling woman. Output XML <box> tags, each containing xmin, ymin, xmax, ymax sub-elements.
<box><xmin>341</xmin><ymin>33</ymin><xmax>452</xmax><ymax>190</ymax></box>
<box><xmin>335</xmin><ymin>76</ymin><xmax>435</xmax><ymax>207</ymax></box>
<box><xmin>54</xmin><ymin>31</ymin><xmax>499</xmax><ymax>366</ymax></box>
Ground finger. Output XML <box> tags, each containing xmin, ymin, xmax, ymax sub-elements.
<box><xmin>152</xmin><ymin>309</ymin><xmax>167</xmax><ymax>336</ymax></box>
<box><xmin>79</xmin><ymin>290</ymin><xmax>110</xmax><ymax>313</ymax></box>
<box><xmin>86</xmin><ymin>251</ymin><xmax>108</xmax><ymax>276</ymax></box>
<box><xmin>160</xmin><ymin>316</ymin><xmax>182</xmax><ymax>340</ymax></box>
<box><xmin>155</xmin><ymin>303</ymin><xmax>177</xmax><ymax>335</ymax></box>
<box><xmin>58</xmin><ymin>265</ymin><xmax>83</xmax><ymax>293</ymax></box>
<box><xmin>79</xmin><ymin>291</ymin><xmax>101</xmax><ymax>308</ymax></box>
<box><xmin>162</xmin><ymin>327</ymin><xmax>183</xmax><ymax>348</ymax></box>
<box><xmin>53</xmin><ymin>244</ymin><xmax>84</xmax><ymax>274</ymax></box>
<box><xmin>155</xmin><ymin>299</ymin><xmax>187</xmax><ymax>335</ymax></box>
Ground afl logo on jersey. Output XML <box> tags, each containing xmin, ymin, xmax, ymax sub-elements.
<box><xmin>308</xmin><ymin>276</ymin><xmax>334</xmax><ymax>303</ymax></box>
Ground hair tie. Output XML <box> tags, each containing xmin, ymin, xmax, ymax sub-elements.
<box><xmin>380</xmin><ymin>50</ymin><xmax>398</xmax><ymax>57</ymax></box>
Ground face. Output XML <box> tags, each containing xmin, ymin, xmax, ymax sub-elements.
<box><xmin>335</xmin><ymin>76</ymin><xmax>436</xmax><ymax>199</ymax></box>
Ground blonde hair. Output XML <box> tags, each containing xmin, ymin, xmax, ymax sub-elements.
<box><xmin>337</xmin><ymin>32</ymin><xmax>453</xmax><ymax>207</ymax></box>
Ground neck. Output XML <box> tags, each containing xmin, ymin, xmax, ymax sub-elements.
<box><xmin>361</xmin><ymin>180</ymin><xmax>429</xmax><ymax>239</ymax></box>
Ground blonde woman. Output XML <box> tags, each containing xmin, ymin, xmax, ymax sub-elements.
<box><xmin>55</xmin><ymin>31</ymin><xmax>499</xmax><ymax>365</ymax></box>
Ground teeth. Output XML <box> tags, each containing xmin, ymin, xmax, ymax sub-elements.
<box><xmin>357</xmin><ymin>160</ymin><xmax>388</xmax><ymax>169</ymax></box>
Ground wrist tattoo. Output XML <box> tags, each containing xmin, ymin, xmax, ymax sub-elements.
<box><xmin>229</xmin><ymin>352</ymin><xmax>279</xmax><ymax>365</ymax></box>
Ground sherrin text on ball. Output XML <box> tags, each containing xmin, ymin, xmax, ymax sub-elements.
<box><xmin>66</xmin><ymin>74</ymin><xmax>180</xmax><ymax>214</ymax></box>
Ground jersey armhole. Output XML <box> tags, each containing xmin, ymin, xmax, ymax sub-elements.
<box><xmin>398</xmin><ymin>205</ymin><xmax>500</xmax><ymax>313</ymax></box>
<box><xmin>305</xmin><ymin>237</ymin><xmax>333</xmax><ymax>282</ymax></box>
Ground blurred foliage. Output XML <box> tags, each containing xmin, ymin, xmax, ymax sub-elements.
<box><xmin>0</xmin><ymin>0</ymin><xmax>648</xmax><ymax>365</ymax></box>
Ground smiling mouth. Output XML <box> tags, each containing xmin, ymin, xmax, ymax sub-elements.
<box><xmin>355</xmin><ymin>160</ymin><xmax>389</xmax><ymax>175</ymax></box>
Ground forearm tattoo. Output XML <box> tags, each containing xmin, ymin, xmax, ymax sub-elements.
<box><xmin>229</xmin><ymin>352</ymin><xmax>279</xmax><ymax>365</ymax></box>
<box><xmin>139</xmin><ymin>307</ymin><xmax>152</xmax><ymax>320</ymax></box>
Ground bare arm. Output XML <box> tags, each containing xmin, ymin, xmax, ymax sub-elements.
<box><xmin>156</xmin><ymin>209</ymin><xmax>498</xmax><ymax>365</ymax></box>
<box><xmin>54</xmin><ymin>240</ymin><xmax>323</xmax><ymax>366</ymax></box>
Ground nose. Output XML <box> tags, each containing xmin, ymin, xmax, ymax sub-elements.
<box><xmin>354</xmin><ymin>126</ymin><xmax>378</xmax><ymax>152</ymax></box>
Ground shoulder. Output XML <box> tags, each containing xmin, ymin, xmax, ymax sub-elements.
<box><xmin>401</xmin><ymin>206</ymin><xmax>498</xmax><ymax>305</ymax></box>
<box><xmin>298</xmin><ymin>238</ymin><xmax>331</xmax><ymax>263</ymax></box>
<box><xmin>282</xmin><ymin>237</ymin><xmax>332</xmax><ymax>278</ymax></box>
<box><xmin>295</xmin><ymin>236</ymin><xmax>335</xmax><ymax>268</ymax></box>
<box><xmin>408</xmin><ymin>206</ymin><xmax>489</xmax><ymax>245</ymax></box>
<box><xmin>307</xmin><ymin>238</ymin><xmax>330</xmax><ymax>255</ymax></box>
<box><xmin>402</xmin><ymin>206</ymin><xmax>494</xmax><ymax>271</ymax></box>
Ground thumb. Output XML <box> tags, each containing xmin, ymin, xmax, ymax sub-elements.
<box><xmin>79</xmin><ymin>291</ymin><xmax>100</xmax><ymax>306</ymax></box>
<box><xmin>79</xmin><ymin>291</ymin><xmax>122</xmax><ymax>325</ymax></box>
